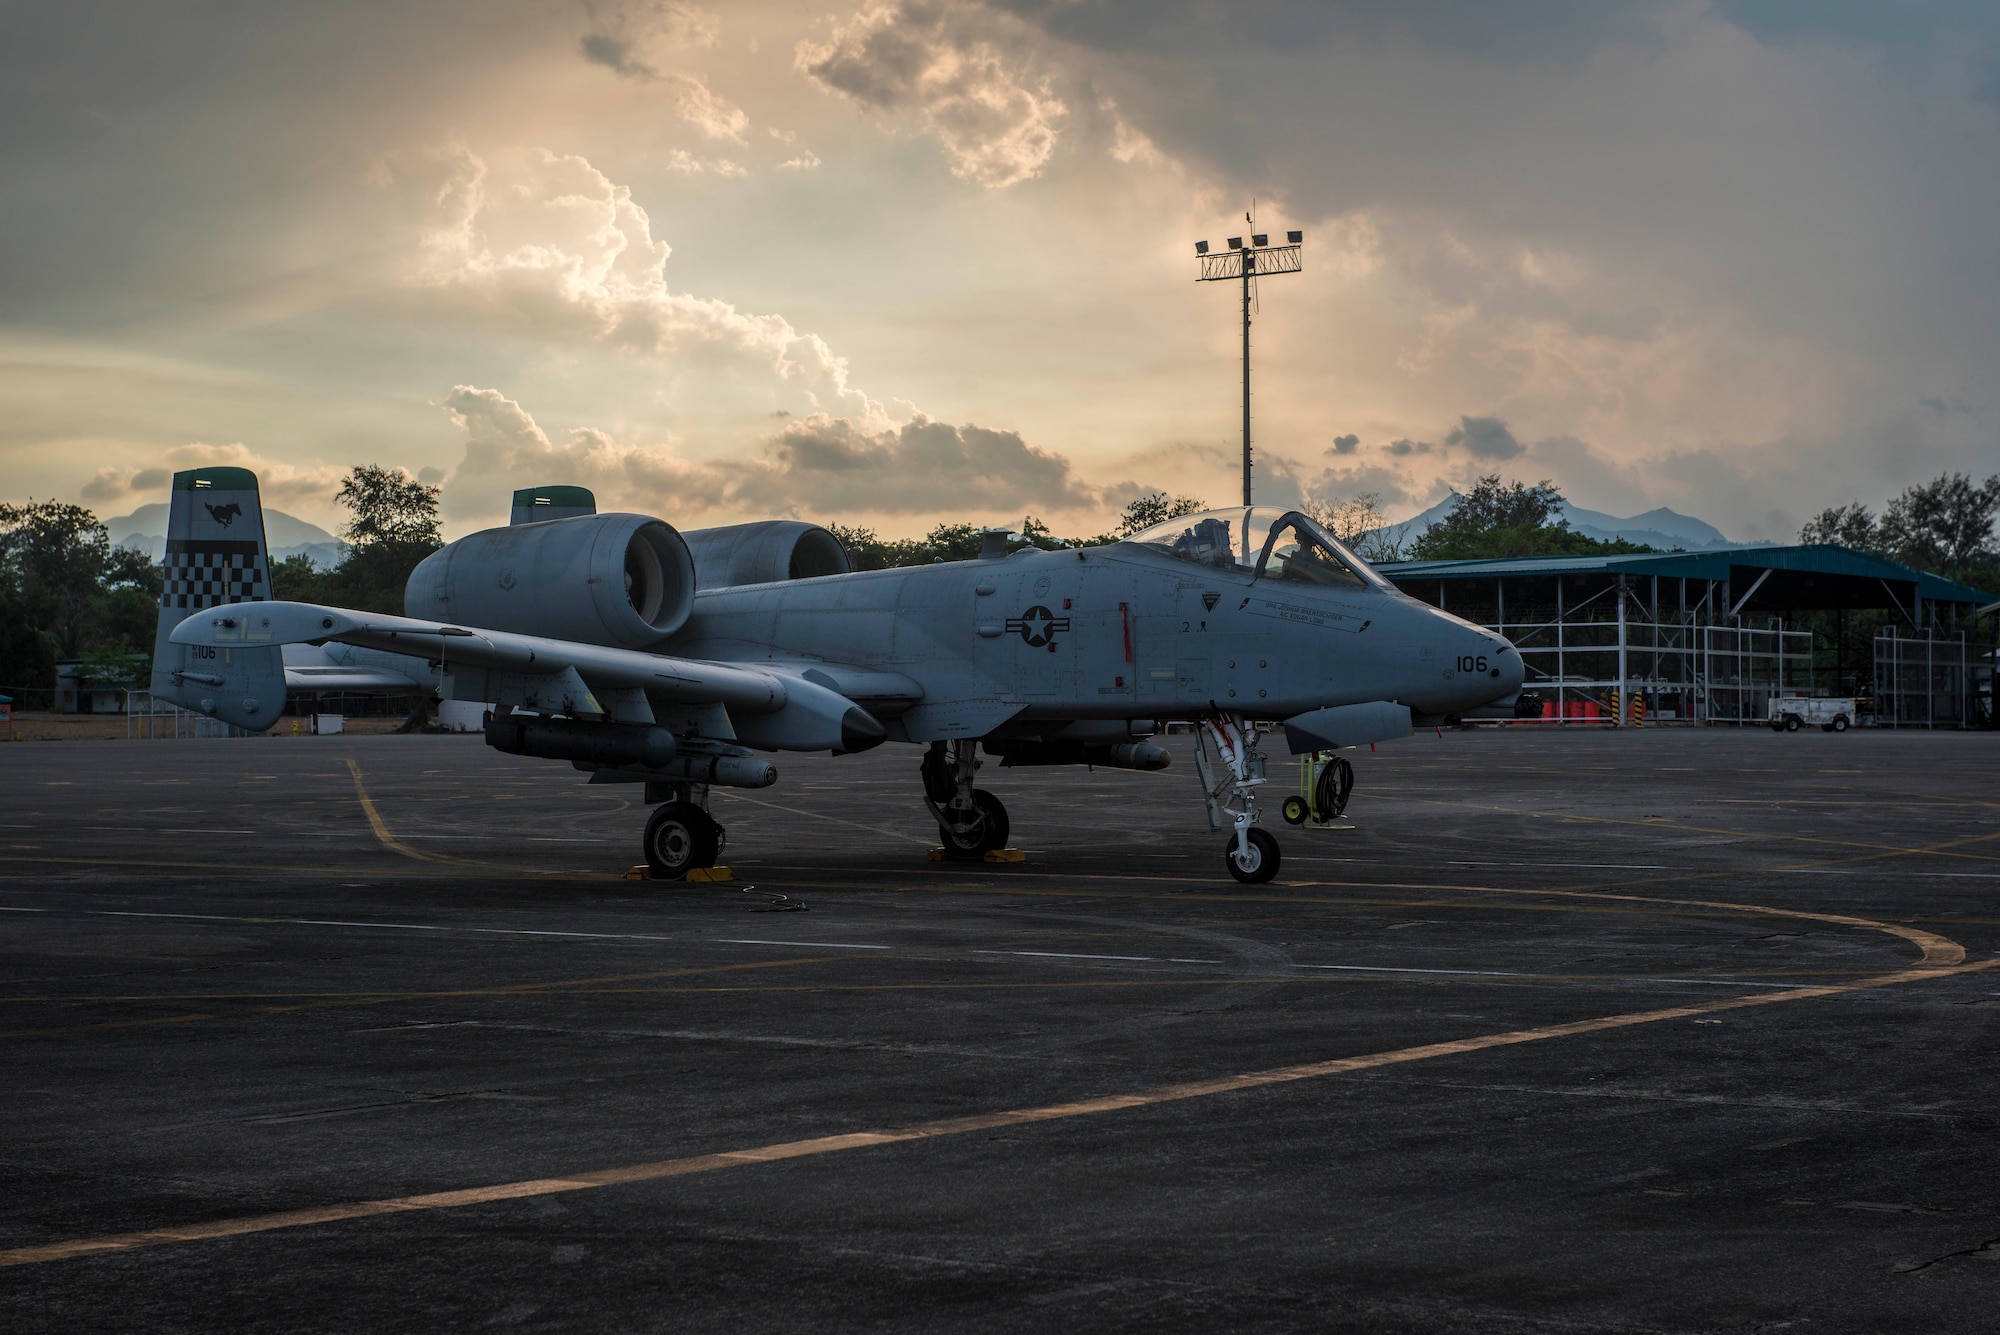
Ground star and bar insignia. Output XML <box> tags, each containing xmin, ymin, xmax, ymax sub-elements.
<box><xmin>1005</xmin><ymin>604</ymin><xmax>1071</xmax><ymax>648</ymax></box>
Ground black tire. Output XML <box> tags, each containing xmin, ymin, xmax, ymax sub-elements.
<box><xmin>1225</xmin><ymin>827</ymin><xmax>1281</xmax><ymax>884</ymax></box>
<box><xmin>937</xmin><ymin>789</ymin><xmax>1009</xmax><ymax>859</ymax></box>
<box><xmin>1280</xmin><ymin>795</ymin><xmax>1308</xmax><ymax>826</ymax></box>
<box><xmin>1784</xmin><ymin>715</ymin><xmax>1802</xmax><ymax>732</ymax></box>
<box><xmin>644</xmin><ymin>801</ymin><xmax>720</xmax><ymax>879</ymax></box>
<box><xmin>1831</xmin><ymin>715</ymin><xmax>1849</xmax><ymax>732</ymax></box>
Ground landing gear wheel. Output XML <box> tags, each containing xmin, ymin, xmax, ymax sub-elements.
<box><xmin>1280</xmin><ymin>795</ymin><xmax>1309</xmax><ymax>826</ymax></box>
<box><xmin>1831</xmin><ymin>715</ymin><xmax>1850</xmax><ymax>732</ymax></box>
<box><xmin>1784</xmin><ymin>715</ymin><xmax>1802</xmax><ymax>733</ymax></box>
<box><xmin>937</xmin><ymin>789</ymin><xmax>1009</xmax><ymax>859</ymax></box>
<box><xmin>644</xmin><ymin>801</ymin><xmax>720</xmax><ymax>879</ymax></box>
<box><xmin>1225</xmin><ymin>827</ymin><xmax>1281</xmax><ymax>884</ymax></box>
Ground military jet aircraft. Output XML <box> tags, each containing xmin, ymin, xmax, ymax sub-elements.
<box><xmin>157</xmin><ymin>466</ymin><xmax>1523</xmax><ymax>882</ymax></box>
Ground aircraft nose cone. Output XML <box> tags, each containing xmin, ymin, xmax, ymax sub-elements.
<box><xmin>839</xmin><ymin>706</ymin><xmax>888</xmax><ymax>754</ymax></box>
<box><xmin>1496</xmin><ymin>639</ymin><xmax>1526</xmax><ymax>694</ymax></box>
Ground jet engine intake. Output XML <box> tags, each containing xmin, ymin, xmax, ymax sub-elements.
<box><xmin>407</xmin><ymin>513</ymin><xmax>695</xmax><ymax>648</ymax></box>
<box><xmin>680</xmin><ymin>520</ymin><xmax>852</xmax><ymax>590</ymax></box>
<box><xmin>984</xmin><ymin>739</ymin><xmax>1172</xmax><ymax>771</ymax></box>
<box><xmin>485</xmin><ymin>715</ymin><xmax>678</xmax><ymax>769</ymax></box>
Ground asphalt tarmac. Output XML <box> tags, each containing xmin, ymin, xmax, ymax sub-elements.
<box><xmin>2</xmin><ymin>726</ymin><xmax>1998</xmax><ymax>1333</ymax></box>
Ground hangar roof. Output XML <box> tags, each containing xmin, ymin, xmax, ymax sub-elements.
<box><xmin>1375</xmin><ymin>544</ymin><xmax>1996</xmax><ymax>610</ymax></box>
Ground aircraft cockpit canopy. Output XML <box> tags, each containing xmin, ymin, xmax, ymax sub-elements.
<box><xmin>1120</xmin><ymin>506</ymin><xmax>1389</xmax><ymax>591</ymax></box>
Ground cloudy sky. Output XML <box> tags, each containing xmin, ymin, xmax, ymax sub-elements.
<box><xmin>3</xmin><ymin>1</ymin><xmax>1997</xmax><ymax>541</ymax></box>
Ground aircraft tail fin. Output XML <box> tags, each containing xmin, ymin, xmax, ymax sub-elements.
<box><xmin>148</xmin><ymin>466</ymin><xmax>286</xmax><ymax>731</ymax></box>
<box><xmin>510</xmin><ymin>485</ymin><xmax>596</xmax><ymax>525</ymax></box>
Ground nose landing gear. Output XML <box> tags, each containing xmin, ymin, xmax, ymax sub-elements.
<box><xmin>1195</xmin><ymin>714</ymin><xmax>1281</xmax><ymax>883</ymax></box>
<box><xmin>921</xmin><ymin>740</ymin><xmax>1010</xmax><ymax>859</ymax></box>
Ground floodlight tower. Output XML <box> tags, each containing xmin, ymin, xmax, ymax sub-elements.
<box><xmin>1195</xmin><ymin>222</ymin><xmax>1303</xmax><ymax>505</ymax></box>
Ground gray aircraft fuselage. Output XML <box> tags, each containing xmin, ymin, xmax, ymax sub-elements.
<box><xmin>674</xmin><ymin>540</ymin><xmax>1521</xmax><ymax>739</ymax></box>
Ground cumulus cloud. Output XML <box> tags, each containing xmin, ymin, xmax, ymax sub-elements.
<box><xmin>1445</xmin><ymin>415</ymin><xmax>1524</xmax><ymax>460</ymax></box>
<box><xmin>390</xmin><ymin>146</ymin><xmax>887</xmax><ymax>426</ymax></box>
<box><xmin>662</xmin><ymin>147</ymin><xmax>748</xmax><ymax>176</ymax></box>
<box><xmin>664</xmin><ymin>74</ymin><xmax>750</xmax><ymax>141</ymax></box>
<box><xmin>1385</xmin><ymin>438</ymin><xmax>1433</xmax><ymax>457</ymax></box>
<box><xmin>1328</xmin><ymin>433</ymin><xmax>1359</xmax><ymax>455</ymax></box>
<box><xmin>576</xmin><ymin>5</ymin><xmax>746</xmax><ymax>140</ymax></box>
<box><xmin>82</xmin><ymin>444</ymin><xmax>345</xmax><ymax>509</ymax></box>
<box><xmin>439</xmin><ymin>384</ymin><xmax>1098</xmax><ymax>526</ymax></box>
<box><xmin>797</xmin><ymin>2</ymin><xmax>1065</xmax><ymax>187</ymax></box>
<box><xmin>580</xmin><ymin>1</ymin><xmax>720</xmax><ymax>78</ymax></box>
<box><xmin>82</xmin><ymin>466</ymin><xmax>167</xmax><ymax>501</ymax></box>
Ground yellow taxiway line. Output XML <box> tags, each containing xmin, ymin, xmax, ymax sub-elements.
<box><xmin>4</xmin><ymin>950</ymin><xmax>1992</xmax><ymax>1269</ymax></box>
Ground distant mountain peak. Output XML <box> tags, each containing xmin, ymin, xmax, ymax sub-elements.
<box><xmin>1374</xmin><ymin>495</ymin><xmax>1741</xmax><ymax>552</ymax></box>
<box><xmin>102</xmin><ymin>503</ymin><xmax>343</xmax><ymax>566</ymax></box>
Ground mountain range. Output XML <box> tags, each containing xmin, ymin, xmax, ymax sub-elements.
<box><xmin>1374</xmin><ymin>497</ymin><xmax>1747</xmax><ymax>553</ymax></box>
<box><xmin>104</xmin><ymin>504</ymin><xmax>346</xmax><ymax>569</ymax></box>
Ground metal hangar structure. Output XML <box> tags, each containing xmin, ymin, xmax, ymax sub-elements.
<box><xmin>1375</xmin><ymin>544</ymin><xmax>1997</xmax><ymax>728</ymax></box>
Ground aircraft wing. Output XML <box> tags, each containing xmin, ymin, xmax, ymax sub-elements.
<box><xmin>283</xmin><ymin>665</ymin><xmax>430</xmax><ymax>690</ymax></box>
<box><xmin>281</xmin><ymin>643</ymin><xmax>434</xmax><ymax>692</ymax></box>
<box><xmin>172</xmin><ymin>601</ymin><xmax>786</xmax><ymax>709</ymax></box>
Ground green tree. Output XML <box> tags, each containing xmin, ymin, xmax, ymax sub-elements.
<box><xmin>319</xmin><ymin>465</ymin><xmax>444</xmax><ymax>613</ymax></box>
<box><xmin>269</xmin><ymin>552</ymin><xmax>330</xmax><ymax>603</ymax></box>
<box><xmin>86</xmin><ymin>545</ymin><xmax>165</xmax><ymax>657</ymax></box>
<box><xmin>0</xmin><ymin>499</ymin><xmax>111</xmax><ymax>652</ymax></box>
<box><xmin>1115</xmin><ymin>492</ymin><xmax>1206</xmax><ymax>537</ymax></box>
<box><xmin>336</xmin><ymin>465</ymin><xmax>443</xmax><ymax>548</ymax></box>
<box><xmin>1408</xmin><ymin>475</ymin><xmax>1655</xmax><ymax>561</ymax></box>
<box><xmin>1878</xmin><ymin>472</ymin><xmax>2000</xmax><ymax>572</ymax></box>
<box><xmin>1799</xmin><ymin>502</ymin><xmax>1880</xmax><ymax>551</ymax></box>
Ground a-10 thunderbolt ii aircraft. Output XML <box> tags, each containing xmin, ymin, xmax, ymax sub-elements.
<box><xmin>157</xmin><ymin>466</ymin><xmax>1523</xmax><ymax>882</ymax></box>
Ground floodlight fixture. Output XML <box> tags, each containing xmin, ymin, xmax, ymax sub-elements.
<box><xmin>1194</xmin><ymin>213</ymin><xmax>1304</xmax><ymax>505</ymax></box>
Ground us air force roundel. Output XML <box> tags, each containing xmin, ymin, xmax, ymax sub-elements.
<box><xmin>1005</xmin><ymin>605</ymin><xmax>1071</xmax><ymax>648</ymax></box>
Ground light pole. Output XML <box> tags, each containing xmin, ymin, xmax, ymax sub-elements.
<box><xmin>1195</xmin><ymin>225</ymin><xmax>1302</xmax><ymax>506</ymax></box>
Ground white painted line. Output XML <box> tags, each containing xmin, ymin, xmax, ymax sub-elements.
<box><xmin>714</xmin><ymin>938</ymin><xmax>892</xmax><ymax>950</ymax></box>
<box><xmin>1297</xmin><ymin>962</ymin><xmax>1813</xmax><ymax>988</ymax></box>
<box><xmin>0</xmin><ymin>906</ymin><xmax>47</xmax><ymax>913</ymax></box>
<box><xmin>1301</xmin><ymin>963</ymin><xmax>1524</xmax><ymax>978</ymax></box>
<box><xmin>1448</xmin><ymin>861</ymin><xmax>1668</xmax><ymax>870</ymax></box>
<box><xmin>1773</xmin><ymin>869</ymin><xmax>2000</xmax><ymax>879</ymax></box>
<box><xmin>92</xmin><ymin>910</ymin><xmax>686</xmax><ymax>944</ymax></box>
<box><xmin>1169</xmin><ymin>957</ymin><xmax>1222</xmax><ymax>964</ymax></box>
<box><xmin>977</xmin><ymin>950</ymin><xmax>1154</xmax><ymax>962</ymax></box>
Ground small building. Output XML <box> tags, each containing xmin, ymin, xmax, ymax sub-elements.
<box><xmin>54</xmin><ymin>657</ymin><xmax>149</xmax><ymax>714</ymax></box>
<box><xmin>1375</xmin><ymin>545</ymin><xmax>1997</xmax><ymax>728</ymax></box>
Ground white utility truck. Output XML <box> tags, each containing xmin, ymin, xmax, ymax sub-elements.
<box><xmin>1766</xmin><ymin>696</ymin><xmax>1856</xmax><ymax>733</ymax></box>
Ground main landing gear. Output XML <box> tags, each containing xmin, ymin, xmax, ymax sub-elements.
<box><xmin>642</xmin><ymin>784</ymin><xmax>726</xmax><ymax>878</ymax></box>
<box><xmin>921</xmin><ymin>739</ymin><xmax>1010</xmax><ymax>859</ymax></box>
<box><xmin>1194</xmin><ymin>714</ymin><xmax>1281</xmax><ymax>884</ymax></box>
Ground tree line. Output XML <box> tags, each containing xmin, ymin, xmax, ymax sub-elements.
<box><xmin>0</xmin><ymin>465</ymin><xmax>443</xmax><ymax>702</ymax></box>
<box><xmin>1798</xmin><ymin>472</ymin><xmax>2000</xmax><ymax>590</ymax></box>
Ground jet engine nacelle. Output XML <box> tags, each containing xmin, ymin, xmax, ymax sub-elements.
<box><xmin>679</xmin><ymin>520</ymin><xmax>851</xmax><ymax>591</ymax></box>
<box><xmin>406</xmin><ymin>513</ymin><xmax>695</xmax><ymax>648</ymax></box>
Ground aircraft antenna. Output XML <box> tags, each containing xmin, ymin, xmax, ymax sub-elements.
<box><xmin>1193</xmin><ymin>215</ymin><xmax>1302</xmax><ymax>505</ymax></box>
